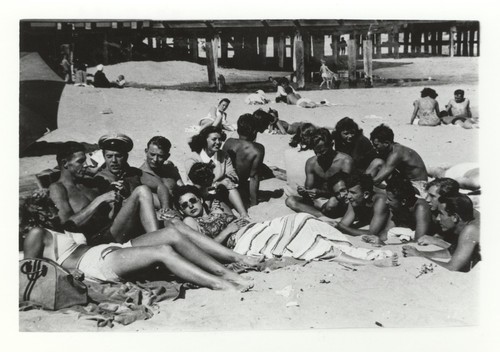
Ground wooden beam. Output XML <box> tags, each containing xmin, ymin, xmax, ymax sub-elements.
<box><xmin>449</xmin><ymin>26</ymin><xmax>456</xmax><ymax>57</ymax></box>
<box><xmin>312</xmin><ymin>34</ymin><xmax>324</xmax><ymax>63</ymax></box>
<box><xmin>102</xmin><ymin>33</ymin><xmax>108</xmax><ymax>64</ymax></box>
<box><xmin>303</xmin><ymin>33</ymin><xmax>312</xmax><ymax>82</ymax></box>
<box><xmin>221</xmin><ymin>36</ymin><xmax>228</xmax><ymax>60</ymax></box>
<box><xmin>477</xmin><ymin>29</ymin><xmax>480</xmax><ymax>56</ymax></box>
<box><xmin>456</xmin><ymin>31</ymin><xmax>462</xmax><ymax>56</ymax></box>
<box><xmin>294</xmin><ymin>34</ymin><xmax>305</xmax><ymax>88</ymax></box>
<box><xmin>375</xmin><ymin>33</ymin><xmax>382</xmax><ymax>58</ymax></box>
<box><xmin>205</xmin><ymin>36</ymin><xmax>218</xmax><ymax>87</ymax></box>
<box><xmin>278</xmin><ymin>33</ymin><xmax>285</xmax><ymax>68</ymax></box>
<box><xmin>259</xmin><ymin>35</ymin><xmax>267</xmax><ymax>66</ymax></box>
<box><xmin>404</xmin><ymin>30</ymin><xmax>410</xmax><ymax>54</ymax></box>
<box><xmin>331</xmin><ymin>34</ymin><xmax>339</xmax><ymax>65</ymax></box>
<box><xmin>463</xmin><ymin>30</ymin><xmax>469</xmax><ymax>56</ymax></box>
<box><xmin>469</xmin><ymin>30</ymin><xmax>475</xmax><ymax>56</ymax></box>
<box><xmin>363</xmin><ymin>39</ymin><xmax>373</xmax><ymax>87</ymax></box>
<box><xmin>393</xmin><ymin>27</ymin><xmax>400</xmax><ymax>59</ymax></box>
<box><xmin>423</xmin><ymin>32</ymin><xmax>429</xmax><ymax>54</ymax></box>
<box><xmin>431</xmin><ymin>31</ymin><xmax>437</xmax><ymax>55</ymax></box>
<box><xmin>347</xmin><ymin>38</ymin><xmax>357</xmax><ymax>87</ymax></box>
<box><xmin>189</xmin><ymin>36</ymin><xmax>198</xmax><ymax>61</ymax></box>
<box><xmin>437</xmin><ymin>31</ymin><xmax>443</xmax><ymax>55</ymax></box>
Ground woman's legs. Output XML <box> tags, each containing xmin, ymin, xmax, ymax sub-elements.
<box><xmin>130</xmin><ymin>228</ymin><xmax>252</xmax><ymax>286</ymax></box>
<box><xmin>227</xmin><ymin>189</ymin><xmax>248</xmax><ymax>217</ymax></box>
<box><xmin>106</xmin><ymin>245</ymin><xmax>249</xmax><ymax>291</ymax></box>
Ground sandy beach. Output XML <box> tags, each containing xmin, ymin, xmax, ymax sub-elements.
<box><xmin>19</xmin><ymin>56</ymin><xmax>480</xmax><ymax>331</ymax></box>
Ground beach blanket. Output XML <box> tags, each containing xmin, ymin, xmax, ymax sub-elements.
<box><xmin>231</xmin><ymin>213</ymin><xmax>393</xmax><ymax>261</ymax></box>
<box><xmin>20</xmin><ymin>279</ymin><xmax>183</xmax><ymax>328</ymax></box>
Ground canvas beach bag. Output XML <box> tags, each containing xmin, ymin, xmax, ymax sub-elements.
<box><xmin>19</xmin><ymin>258</ymin><xmax>88</xmax><ymax>310</ymax></box>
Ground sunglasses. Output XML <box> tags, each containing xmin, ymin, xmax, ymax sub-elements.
<box><xmin>179</xmin><ymin>197</ymin><xmax>198</xmax><ymax>210</ymax></box>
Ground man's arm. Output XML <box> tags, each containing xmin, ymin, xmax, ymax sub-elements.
<box><xmin>434</xmin><ymin>100</ymin><xmax>440</xmax><ymax>116</ymax></box>
<box><xmin>341</xmin><ymin>156</ymin><xmax>353</xmax><ymax>174</ymax></box>
<box><xmin>465</xmin><ymin>99</ymin><xmax>472</xmax><ymax>118</ymax></box>
<box><xmin>249</xmin><ymin>146</ymin><xmax>265</xmax><ymax>206</ymax></box>
<box><xmin>413</xmin><ymin>201</ymin><xmax>432</xmax><ymax>240</ymax></box>
<box><xmin>372</xmin><ymin>151</ymin><xmax>400</xmax><ymax>185</ymax></box>
<box><xmin>49</xmin><ymin>183</ymin><xmax>115</xmax><ymax>227</ymax></box>
<box><xmin>335</xmin><ymin>204</ymin><xmax>357</xmax><ymax>234</ymax></box>
<box><xmin>410</xmin><ymin>100</ymin><xmax>419</xmax><ymax>124</ymax></box>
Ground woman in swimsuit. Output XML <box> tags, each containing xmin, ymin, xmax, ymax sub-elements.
<box><xmin>20</xmin><ymin>189</ymin><xmax>258</xmax><ymax>292</ymax></box>
<box><xmin>410</xmin><ymin>87</ymin><xmax>441</xmax><ymax>126</ymax></box>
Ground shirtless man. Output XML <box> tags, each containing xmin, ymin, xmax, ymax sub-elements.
<box><xmin>402</xmin><ymin>194</ymin><xmax>480</xmax><ymax>272</ymax></box>
<box><xmin>362</xmin><ymin>176</ymin><xmax>433</xmax><ymax>246</ymax></box>
<box><xmin>442</xmin><ymin>89</ymin><xmax>478</xmax><ymax>128</ymax></box>
<box><xmin>334</xmin><ymin>174</ymin><xmax>391</xmax><ymax>238</ymax></box>
<box><xmin>320</xmin><ymin>171</ymin><xmax>349</xmax><ymax>219</ymax></box>
<box><xmin>365</xmin><ymin>124</ymin><xmax>428</xmax><ymax>196</ymax></box>
<box><xmin>140</xmin><ymin>136</ymin><xmax>184</xmax><ymax>196</ymax></box>
<box><xmin>222</xmin><ymin>114</ymin><xmax>265</xmax><ymax>207</ymax></box>
<box><xmin>49</xmin><ymin>140</ymin><xmax>160</xmax><ymax>245</ymax></box>
<box><xmin>286</xmin><ymin>128</ymin><xmax>353</xmax><ymax>218</ymax></box>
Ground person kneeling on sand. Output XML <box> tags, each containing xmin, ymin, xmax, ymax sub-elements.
<box><xmin>172</xmin><ymin>185</ymin><xmax>399</xmax><ymax>267</ymax></box>
<box><xmin>402</xmin><ymin>194</ymin><xmax>480</xmax><ymax>272</ymax></box>
<box><xmin>20</xmin><ymin>190</ymin><xmax>257</xmax><ymax>292</ymax></box>
<box><xmin>333</xmin><ymin>174</ymin><xmax>391</xmax><ymax>239</ymax></box>
<box><xmin>362</xmin><ymin>176</ymin><xmax>433</xmax><ymax>246</ymax></box>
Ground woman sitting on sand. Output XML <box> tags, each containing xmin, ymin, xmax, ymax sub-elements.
<box><xmin>185</xmin><ymin>126</ymin><xmax>248</xmax><ymax>218</ymax></box>
<box><xmin>199</xmin><ymin>98</ymin><xmax>235</xmax><ymax>131</ymax></box>
<box><xmin>19</xmin><ymin>189</ymin><xmax>256</xmax><ymax>292</ymax></box>
<box><xmin>410</xmin><ymin>87</ymin><xmax>441</xmax><ymax>126</ymax></box>
<box><xmin>176</xmin><ymin>165</ymin><xmax>399</xmax><ymax>267</ymax></box>
<box><xmin>332</xmin><ymin>117</ymin><xmax>377</xmax><ymax>173</ymax></box>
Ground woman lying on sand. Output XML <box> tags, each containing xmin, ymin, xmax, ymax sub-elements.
<box><xmin>199</xmin><ymin>98</ymin><xmax>235</xmax><ymax>131</ymax></box>
<box><xmin>175</xmin><ymin>168</ymin><xmax>399</xmax><ymax>267</ymax></box>
<box><xmin>402</xmin><ymin>194</ymin><xmax>480</xmax><ymax>272</ymax></box>
<box><xmin>20</xmin><ymin>190</ymin><xmax>259</xmax><ymax>292</ymax></box>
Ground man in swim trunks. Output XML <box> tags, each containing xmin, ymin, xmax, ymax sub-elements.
<box><xmin>49</xmin><ymin>140</ymin><xmax>162</xmax><ymax>245</ymax></box>
<box><xmin>222</xmin><ymin>114</ymin><xmax>265</xmax><ymax>207</ymax></box>
<box><xmin>333</xmin><ymin>174</ymin><xmax>391</xmax><ymax>238</ymax></box>
<box><xmin>286</xmin><ymin>128</ymin><xmax>353</xmax><ymax>218</ymax></box>
<box><xmin>140</xmin><ymin>136</ymin><xmax>184</xmax><ymax>196</ymax></box>
<box><xmin>441</xmin><ymin>89</ymin><xmax>478</xmax><ymax>128</ymax></box>
<box><xmin>365</xmin><ymin>124</ymin><xmax>428</xmax><ymax>196</ymax></box>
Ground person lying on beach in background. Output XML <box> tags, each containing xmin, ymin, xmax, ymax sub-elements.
<box><xmin>427</xmin><ymin>162</ymin><xmax>480</xmax><ymax>191</ymax></box>
<box><xmin>110</xmin><ymin>74</ymin><xmax>126</xmax><ymax>88</ymax></box>
<box><xmin>319</xmin><ymin>59</ymin><xmax>336</xmax><ymax>90</ymax></box>
<box><xmin>332</xmin><ymin>117</ymin><xmax>377</xmax><ymax>173</ymax></box>
<box><xmin>362</xmin><ymin>176</ymin><xmax>433</xmax><ymax>246</ymax></box>
<box><xmin>285</xmin><ymin>87</ymin><xmax>332</xmax><ymax>108</ymax></box>
<box><xmin>48</xmin><ymin>140</ymin><xmax>162</xmax><ymax>246</ymax></box>
<box><xmin>245</xmin><ymin>90</ymin><xmax>271</xmax><ymax>105</ymax></box>
<box><xmin>365</xmin><ymin>124</ymin><xmax>428</xmax><ymax>195</ymax></box>
<box><xmin>286</xmin><ymin>128</ymin><xmax>353</xmax><ymax>219</ymax></box>
<box><xmin>140</xmin><ymin>136</ymin><xmax>184</xmax><ymax>196</ymax></box>
<box><xmin>333</xmin><ymin>174</ymin><xmax>391</xmax><ymax>239</ymax></box>
<box><xmin>20</xmin><ymin>190</ymin><xmax>255</xmax><ymax>292</ymax></box>
<box><xmin>199</xmin><ymin>98</ymin><xmax>235</xmax><ymax>131</ymax></box>
<box><xmin>222</xmin><ymin>114</ymin><xmax>265</xmax><ymax>207</ymax></box>
<box><xmin>173</xmin><ymin>185</ymin><xmax>399</xmax><ymax>267</ymax></box>
<box><xmin>185</xmin><ymin>126</ymin><xmax>248</xmax><ymax>218</ymax></box>
<box><xmin>410</xmin><ymin>87</ymin><xmax>441</xmax><ymax>126</ymax></box>
<box><xmin>441</xmin><ymin>89</ymin><xmax>479</xmax><ymax>129</ymax></box>
<box><xmin>288</xmin><ymin>123</ymin><xmax>318</xmax><ymax>150</ymax></box>
<box><xmin>271</xmin><ymin>77</ymin><xmax>297</xmax><ymax>103</ymax></box>
<box><xmin>402</xmin><ymin>194</ymin><xmax>480</xmax><ymax>272</ymax></box>
<box><xmin>94</xmin><ymin>134</ymin><xmax>172</xmax><ymax>212</ymax></box>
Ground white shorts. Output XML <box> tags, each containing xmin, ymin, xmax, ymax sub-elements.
<box><xmin>78</xmin><ymin>241</ymin><xmax>132</xmax><ymax>282</ymax></box>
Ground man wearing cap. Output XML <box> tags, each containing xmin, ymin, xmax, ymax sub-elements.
<box><xmin>49</xmin><ymin>140</ymin><xmax>162</xmax><ymax>245</ymax></box>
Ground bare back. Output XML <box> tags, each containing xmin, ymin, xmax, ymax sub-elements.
<box><xmin>223</xmin><ymin>138</ymin><xmax>264</xmax><ymax>181</ymax></box>
<box><xmin>391</xmin><ymin>143</ymin><xmax>428</xmax><ymax>181</ymax></box>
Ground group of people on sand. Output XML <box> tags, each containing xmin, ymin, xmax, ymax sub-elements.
<box><xmin>67</xmin><ymin>61</ymin><xmax>126</xmax><ymax>88</ymax></box>
<box><xmin>20</xmin><ymin>92</ymin><xmax>479</xmax><ymax>298</ymax></box>
<box><xmin>410</xmin><ymin>87</ymin><xmax>478</xmax><ymax>129</ymax></box>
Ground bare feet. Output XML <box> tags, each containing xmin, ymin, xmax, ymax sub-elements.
<box><xmin>372</xmin><ymin>253</ymin><xmax>400</xmax><ymax>267</ymax></box>
<box><xmin>215</xmin><ymin>279</ymin><xmax>254</xmax><ymax>292</ymax></box>
<box><xmin>362</xmin><ymin>235</ymin><xmax>385</xmax><ymax>247</ymax></box>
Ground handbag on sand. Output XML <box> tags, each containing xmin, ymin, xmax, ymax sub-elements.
<box><xmin>19</xmin><ymin>258</ymin><xmax>88</xmax><ymax>310</ymax></box>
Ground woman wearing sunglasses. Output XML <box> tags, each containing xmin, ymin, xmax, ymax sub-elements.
<box><xmin>174</xmin><ymin>164</ymin><xmax>399</xmax><ymax>267</ymax></box>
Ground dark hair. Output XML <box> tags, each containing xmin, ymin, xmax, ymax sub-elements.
<box><xmin>147</xmin><ymin>136</ymin><xmax>172</xmax><ymax>153</ymax></box>
<box><xmin>19</xmin><ymin>189</ymin><xmax>62</xmax><ymax>235</ymax></box>
<box><xmin>370</xmin><ymin>124</ymin><xmax>394</xmax><ymax>143</ymax></box>
<box><xmin>252</xmin><ymin>109</ymin><xmax>274</xmax><ymax>133</ymax></box>
<box><xmin>438</xmin><ymin>194</ymin><xmax>474</xmax><ymax>222</ymax></box>
<box><xmin>425</xmin><ymin>177</ymin><xmax>460</xmax><ymax>196</ymax></box>
<box><xmin>188</xmin><ymin>162</ymin><xmax>215</xmax><ymax>187</ymax></box>
<box><xmin>327</xmin><ymin>171</ymin><xmax>349</xmax><ymax>191</ymax></box>
<box><xmin>454</xmin><ymin>89</ymin><xmax>464</xmax><ymax>96</ymax></box>
<box><xmin>172</xmin><ymin>185</ymin><xmax>204</xmax><ymax>210</ymax></box>
<box><xmin>386</xmin><ymin>177</ymin><xmax>417</xmax><ymax>205</ymax></box>
<box><xmin>56</xmin><ymin>141</ymin><xmax>86</xmax><ymax>166</ymax></box>
<box><xmin>332</xmin><ymin>117</ymin><xmax>362</xmax><ymax>142</ymax></box>
<box><xmin>218</xmin><ymin>98</ymin><xmax>230</xmax><ymax>106</ymax></box>
<box><xmin>188</xmin><ymin>126</ymin><xmax>226</xmax><ymax>153</ymax></box>
<box><xmin>289</xmin><ymin>123</ymin><xmax>317</xmax><ymax>149</ymax></box>
<box><xmin>420</xmin><ymin>87</ymin><xmax>438</xmax><ymax>99</ymax></box>
<box><xmin>346</xmin><ymin>173</ymin><xmax>374</xmax><ymax>194</ymax></box>
<box><xmin>237</xmin><ymin>113</ymin><xmax>257</xmax><ymax>137</ymax></box>
<box><xmin>312</xmin><ymin>128</ymin><xmax>333</xmax><ymax>148</ymax></box>
<box><xmin>281</xmin><ymin>77</ymin><xmax>290</xmax><ymax>85</ymax></box>
<box><xmin>284</xmin><ymin>86</ymin><xmax>293</xmax><ymax>94</ymax></box>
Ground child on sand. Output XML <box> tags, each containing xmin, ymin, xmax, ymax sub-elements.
<box><xmin>319</xmin><ymin>59</ymin><xmax>336</xmax><ymax>89</ymax></box>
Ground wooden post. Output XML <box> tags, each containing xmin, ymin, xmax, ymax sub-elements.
<box><xmin>456</xmin><ymin>31</ymin><xmax>462</xmax><ymax>56</ymax></box>
<box><xmin>303</xmin><ymin>33</ymin><xmax>312</xmax><ymax>82</ymax></box>
<box><xmin>463</xmin><ymin>30</ymin><xmax>469</xmax><ymax>56</ymax></box>
<box><xmin>293</xmin><ymin>34</ymin><xmax>305</xmax><ymax>88</ymax></box>
<box><xmin>102</xmin><ymin>33</ymin><xmax>109</xmax><ymax>64</ymax></box>
<box><xmin>449</xmin><ymin>26</ymin><xmax>456</xmax><ymax>57</ymax></box>
<box><xmin>423</xmin><ymin>32</ymin><xmax>429</xmax><ymax>54</ymax></box>
<box><xmin>259</xmin><ymin>35</ymin><xmax>267</xmax><ymax>66</ymax></box>
<box><xmin>277</xmin><ymin>34</ymin><xmax>285</xmax><ymax>69</ymax></box>
<box><xmin>363</xmin><ymin>39</ymin><xmax>373</xmax><ymax>87</ymax></box>
<box><xmin>331</xmin><ymin>34</ymin><xmax>339</xmax><ymax>65</ymax></box>
<box><xmin>375</xmin><ymin>33</ymin><xmax>382</xmax><ymax>58</ymax></box>
<box><xmin>190</xmin><ymin>37</ymin><xmax>199</xmax><ymax>61</ymax></box>
<box><xmin>221</xmin><ymin>36</ymin><xmax>228</xmax><ymax>61</ymax></box>
<box><xmin>404</xmin><ymin>30</ymin><xmax>410</xmax><ymax>54</ymax></box>
<box><xmin>347</xmin><ymin>38</ymin><xmax>357</xmax><ymax>87</ymax></box>
<box><xmin>437</xmin><ymin>31</ymin><xmax>443</xmax><ymax>55</ymax></box>
<box><xmin>312</xmin><ymin>34</ymin><xmax>324</xmax><ymax>64</ymax></box>
<box><xmin>393</xmin><ymin>27</ymin><xmax>400</xmax><ymax>59</ymax></box>
<box><xmin>273</xmin><ymin>35</ymin><xmax>279</xmax><ymax>64</ymax></box>
<box><xmin>358</xmin><ymin>34</ymin><xmax>363</xmax><ymax>58</ymax></box>
<box><xmin>147</xmin><ymin>37</ymin><xmax>153</xmax><ymax>48</ymax></box>
<box><xmin>469</xmin><ymin>30</ymin><xmax>475</xmax><ymax>56</ymax></box>
<box><xmin>430</xmin><ymin>31</ymin><xmax>437</xmax><ymax>55</ymax></box>
<box><xmin>205</xmin><ymin>36</ymin><xmax>218</xmax><ymax>88</ymax></box>
<box><xmin>388</xmin><ymin>32</ymin><xmax>393</xmax><ymax>55</ymax></box>
<box><xmin>477</xmin><ymin>29</ymin><xmax>480</xmax><ymax>56</ymax></box>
